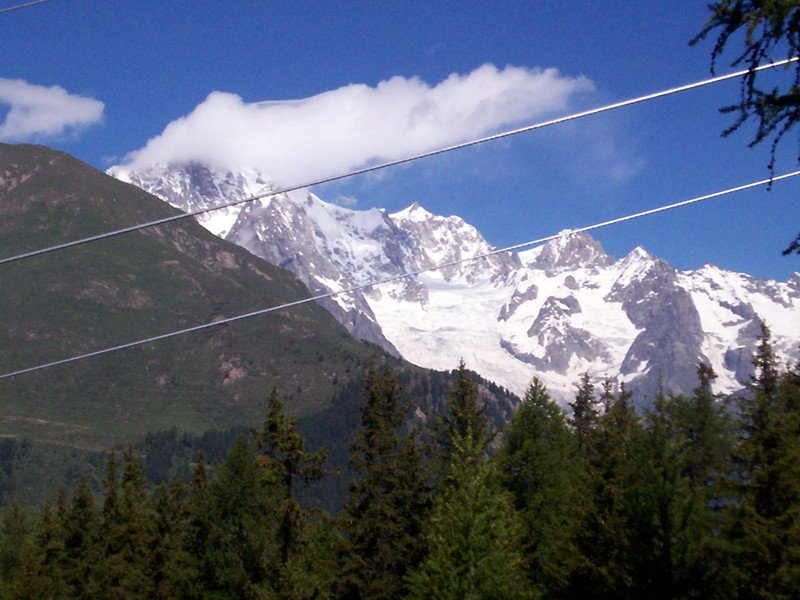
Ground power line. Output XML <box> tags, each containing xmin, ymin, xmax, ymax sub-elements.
<box><xmin>2</xmin><ymin>169</ymin><xmax>797</xmax><ymax>382</ymax></box>
<box><xmin>0</xmin><ymin>0</ymin><xmax>54</xmax><ymax>14</ymax></box>
<box><xmin>1</xmin><ymin>57</ymin><xmax>796</xmax><ymax>268</ymax></box>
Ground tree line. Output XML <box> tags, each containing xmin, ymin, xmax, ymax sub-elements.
<box><xmin>0</xmin><ymin>322</ymin><xmax>798</xmax><ymax>599</ymax></box>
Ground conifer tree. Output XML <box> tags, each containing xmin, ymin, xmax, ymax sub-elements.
<box><xmin>631</xmin><ymin>367</ymin><xmax>733</xmax><ymax>600</ymax></box>
<box><xmin>148</xmin><ymin>481</ymin><xmax>192</xmax><ymax>600</ymax></box>
<box><xmin>434</xmin><ymin>360</ymin><xmax>493</xmax><ymax>465</ymax></box>
<box><xmin>0</xmin><ymin>503</ymin><xmax>31</xmax><ymax>580</ymax></box>
<box><xmin>569</xmin><ymin>373</ymin><xmax>600</xmax><ymax>450</ymax></box>
<box><xmin>407</xmin><ymin>365</ymin><xmax>530</xmax><ymax>600</ymax></box>
<box><xmin>692</xmin><ymin>0</ymin><xmax>800</xmax><ymax>253</ymax></box>
<box><xmin>277</xmin><ymin>515</ymin><xmax>345</xmax><ymax>600</ymax></box>
<box><xmin>407</xmin><ymin>435</ymin><xmax>531</xmax><ymax>600</ymax></box>
<box><xmin>569</xmin><ymin>381</ymin><xmax>641</xmax><ymax>599</ymax></box>
<box><xmin>495</xmin><ymin>377</ymin><xmax>584</xmax><ymax>597</ymax></box>
<box><xmin>253</xmin><ymin>387</ymin><xmax>329</xmax><ymax>567</ymax></box>
<box><xmin>57</xmin><ymin>477</ymin><xmax>100</xmax><ymax>598</ymax></box>
<box><xmin>727</xmin><ymin>322</ymin><xmax>800</xmax><ymax>599</ymax></box>
<box><xmin>3</xmin><ymin>499</ymin><xmax>65</xmax><ymax>599</ymax></box>
<box><xmin>188</xmin><ymin>435</ymin><xmax>281</xmax><ymax>599</ymax></box>
<box><xmin>340</xmin><ymin>365</ymin><xmax>430</xmax><ymax>600</ymax></box>
<box><xmin>96</xmin><ymin>446</ymin><xmax>153</xmax><ymax>598</ymax></box>
<box><xmin>181</xmin><ymin>451</ymin><xmax>215</xmax><ymax>600</ymax></box>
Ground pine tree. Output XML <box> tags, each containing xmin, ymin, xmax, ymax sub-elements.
<box><xmin>2</xmin><ymin>500</ymin><xmax>64</xmax><ymax>599</ymax></box>
<box><xmin>277</xmin><ymin>515</ymin><xmax>345</xmax><ymax>600</ymax></box>
<box><xmin>148</xmin><ymin>481</ymin><xmax>192</xmax><ymax>600</ymax></box>
<box><xmin>181</xmin><ymin>451</ymin><xmax>215</xmax><ymax>600</ymax></box>
<box><xmin>407</xmin><ymin>366</ymin><xmax>531</xmax><ymax>600</ymax></box>
<box><xmin>59</xmin><ymin>477</ymin><xmax>101</xmax><ymax>598</ymax></box>
<box><xmin>211</xmin><ymin>435</ymin><xmax>280</xmax><ymax>598</ymax></box>
<box><xmin>569</xmin><ymin>381</ymin><xmax>641</xmax><ymax>599</ymax></box>
<box><xmin>435</xmin><ymin>360</ymin><xmax>492</xmax><ymax>465</ymax></box>
<box><xmin>495</xmin><ymin>377</ymin><xmax>584</xmax><ymax>597</ymax></box>
<box><xmin>569</xmin><ymin>373</ymin><xmax>600</xmax><ymax>450</ymax></box>
<box><xmin>406</xmin><ymin>435</ymin><xmax>531</xmax><ymax>600</ymax></box>
<box><xmin>0</xmin><ymin>503</ymin><xmax>31</xmax><ymax>580</ymax></box>
<box><xmin>692</xmin><ymin>0</ymin><xmax>800</xmax><ymax>248</ymax></box>
<box><xmin>95</xmin><ymin>446</ymin><xmax>154</xmax><ymax>598</ymax></box>
<box><xmin>727</xmin><ymin>322</ymin><xmax>800</xmax><ymax>599</ymax></box>
<box><xmin>631</xmin><ymin>367</ymin><xmax>734</xmax><ymax>600</ymax></box>
<box><xmin>340</xmin><ymin>365</ymin><xmax>430</xmax><ymax>600</ymax></box>
<box><xmin>253</xmin><ymin>387</ymin><xmax>329</xmax><ymax>567</ymax></box>
<box><xmin>252</xmin><ymin>387</ymin><xmax>336</xmax><ymax>598</ymax></box>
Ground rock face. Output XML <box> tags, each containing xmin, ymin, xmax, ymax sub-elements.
<box><xmin>110</xmin><ymin>162</ymin><xmax>800</xmax><ymax>404</ymax></box>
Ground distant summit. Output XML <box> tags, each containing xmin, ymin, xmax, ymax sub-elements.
<box><xmin>532</xmin><ymin>230</ymin><xmax>615</xmax><ymax>274</ymax></box>
<box><xmin>111</xmin><ymin>160</ymin><xmax>800</xmax><ymax>403</ymax></box>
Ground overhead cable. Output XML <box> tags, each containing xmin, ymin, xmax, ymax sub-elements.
<box><xmin>1</xmin><ymin>57</ymin><xmax>796</xmax><ymax>268</ymax></box>
<box><xmin>0</xmin><ymin>0</ymin><xmax>54</xmax><ymax>14</ymax></box>
<box><xmin>1</xmin><ymin>169</ymin><xmax>797</xmax><ymax>382</ymax></box>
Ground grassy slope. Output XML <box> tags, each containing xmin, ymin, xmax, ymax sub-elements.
<box><xmin>0</xmin><ymin>143</ymin><xmax>394</xmax><ymax>449</ymax></box>
<box><xmin>0</xmin><ymin>143</ymin><xmax>519</xmax><ymax>506</ymax></box>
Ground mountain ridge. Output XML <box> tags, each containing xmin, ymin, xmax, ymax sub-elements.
<box><xmin>110</xmin><ymin>161</ymin><xmax>800</xmax><ymax>403</ymax></box>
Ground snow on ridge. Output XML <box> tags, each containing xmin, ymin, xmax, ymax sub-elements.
<box><xmin>109</xmin><ymin>162</ymin><xmax>800</xmax><ymax>404</ymax></box>
<box><xmin>390</xmin><ymin>201</ymin><xmax>435</xmax><ymax>222</ymax></box>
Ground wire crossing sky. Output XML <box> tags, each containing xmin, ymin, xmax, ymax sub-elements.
<box><xmin>1</xmin><ymin>58</ymin><xmax>795</xmax><ymax>269</ymax></box>
<box><xmin>2</xmin><ymin>170</ymin><xmax>797</xmax><ymax>382</ymax></box>
<box><xmin>0</xmin><ymin>0</ymin><xmax>53</xmax><ymax>15</ymax></box>
<box><xmin>4</xmin><ymin>1</ymin><xmax>800</xmax><ymax>283</ymax></box>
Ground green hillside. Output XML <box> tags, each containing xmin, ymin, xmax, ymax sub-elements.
<box><xmin>0</xmin><ymin>144</ymin><xmax>517</xmax><ymax>506</ymax></box>
<box><xmin>0</xmin><ymin>143</ymin><xmax>387</xmax><ymax>443</ymax></box>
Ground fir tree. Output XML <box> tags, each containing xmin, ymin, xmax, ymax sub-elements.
<box><xmin>252</xmin><ymin>387</ymin><xmax>330</xmax><ymax>568</ymax></box>
<box><xmin>189</xmin><ymin>435</ymin><xmax>281</xmax><ymax>599</ymax></box>
<box><xmin>569</xmin><ymin>373</ymin><xmax>600</xmax><ymax>450</ymax></box>
<box><xmin>692</xmin><ymin>0</ymin><xmax>800</xmax><ymax>249</ymax></box>
<box><xmin>495</xmin><ymin>377</ymin><xmax>584</xmax><ymax>597</ymax></box>
<box><xmin>96</xmin><ymin>446</ymin><xmax>153</xmax><ymax>598</ymax></box>
<box><xmin>632</xmin><ymin>369</ymin><xmax>733</xmax><ymax>600</ymax></box>
<box><xmin>408</xmin><ymin>366</ymin><xmax>530</xmax><ymax>600</ymax></box>
<box><xmin>340</xmin><ymin>365</ymin><xmax>430</xmax><ymax>600</ymax></box>
<box><xmin>0</xmin><ymin>503</ymin><xmax>31</xmax><ymax>580</ymax></box>
<box><xmin>148</xmin><ymin>481</ymin><xmax>192</xmax><ymax>600</ymax></box>
<box><xmin>406</xmin><ymin>435</ymin><xmax>531</xmax><ymax>600</ymax></box>
<box><xmin>57</xmin><ymin>478</ymin><xmax>100</xmax><ymax>598</ymax></box>
<box><xmin>727</xmin><ymin>322</ymin><xmax>800</xmax><ymax>599</ymax></box>
<box><xmin>570</xmin><ymin>382</ymin><xmax>641</xmax><ymax>599</ymax></box>
<box><xmin>436</xmin><ymin>360</ymin><xmax>493</xmax><ymax>464</ymax></box>
<box><xmin>277</xmin><ymin>515</ymin><xmax>345</xmax><ymax>600</ymax></box>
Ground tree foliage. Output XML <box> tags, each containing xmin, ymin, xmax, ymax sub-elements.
<box><xmin>725</xmin><ymin>323</ymin><xmax>800</xmax><ymax>599</ymax></box>
<box><xmin>339</xmin><ymin>365</ymin><xmax>430</xmax><ymax>600</ymax></box>
<box><xmin>1</xmin><ymin>352</ymin><xmax>800</xmax><ymax>599</ymax></box>
<box><xmin>692</xmin><ymin>1</ymin><xmax>800</xmax><ymax>253</ymax></box>
<box><xmin>495</xmin><ymin>377</ymin><xmax>583</xmax><ymax>597</ymax></box>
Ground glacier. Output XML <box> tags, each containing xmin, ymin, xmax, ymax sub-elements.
<box><xmin>109</xmin><ymin>162</ymin><xmax>800</xmax><ymax>404</ymax></box>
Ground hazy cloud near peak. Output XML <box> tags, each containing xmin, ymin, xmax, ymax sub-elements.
<box><xmin>122</xmin><ymin>64</ymin><xmax>594</xmax><ymax>185</ymax></box>
<box><xmin>0</xmin><ymin>79</ymin><xmax>104</xmax><ymax>141</ymax></box>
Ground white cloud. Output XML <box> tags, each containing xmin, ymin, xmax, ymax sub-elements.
<box><xmin>334</xmin><ymin>194</ymin><xmax>359</xmax><ymax>207</ymax></box>
<box><xmin>0</xmin><ymin>79</ymin><xmax>104</xmax><ymax>141</ymax></box>
<box><xmin>122</xmin><ymin>64</ymin><xmax>593</xmax><ymax>185</ymax></box>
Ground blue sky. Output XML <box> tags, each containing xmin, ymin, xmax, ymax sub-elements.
<box><xmin>2</xmin><ymin>0</ymin><xmax>799</xmax><ymax>280</ymax></box>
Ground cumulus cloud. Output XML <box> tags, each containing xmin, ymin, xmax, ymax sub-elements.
<box><xmin>0</xmin><ymin>79</ymin><xmax>104</xmax><ymax>141</ymax></box>
<box><xmin>122</xmin><ymin>64</ymin><xmax>593</xmax><ymax>185</ymax></box>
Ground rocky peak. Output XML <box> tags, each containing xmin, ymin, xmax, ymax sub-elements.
<box><xmin>532</xmin><ymin>230</ymin><xmax>614</xmax><ymax>274</ymax></box>
<box><xmin>107</xmin><ymin>159</ymin><xmax>800</xmax><ymax>405</ymax></box>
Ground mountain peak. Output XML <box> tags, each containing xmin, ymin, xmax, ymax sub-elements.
<box><xmin>533</xmin><ymin>230</ymin><xmax>614</xmax><ymax>273</ymax></box>
<box><xmin>104</xmin><ymin>157</ymin><xmax>799</xmax><ymax>405</ymax></box>
<box><xmin>627</xmin><ymin>246</ymin><xmax>653</xmax><ymax>261</ymax></box>
<box><xmin>391</xmin><ymin>202</ymin><xmax>435</xmax><ymax>222</ymax></box>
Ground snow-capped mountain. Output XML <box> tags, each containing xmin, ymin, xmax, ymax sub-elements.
<box><xmin>109</xmin><ymin>162</ymin><xmax>800</xmax><ymax>403</ymax></box>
